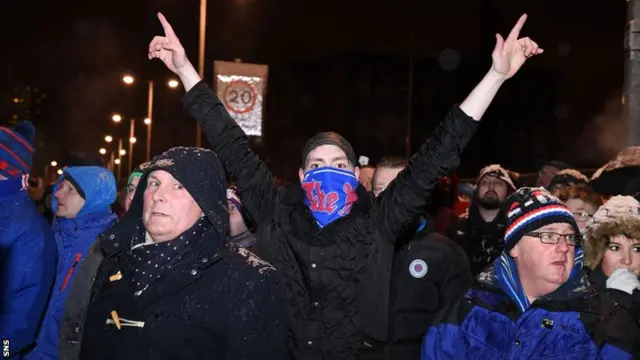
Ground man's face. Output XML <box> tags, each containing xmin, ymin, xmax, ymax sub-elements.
<box><xmin>372</xmin><ymin>167</ymin><xmax>404</xmax><ymax>197</ymax></box>
<box><xmin>228</xmin><ymin>200</ymin><xmax>249</xmax><ymax>236</ymax></box>
<box><xmin>510</xmin><ymin>222</ymin><xmax>576</xmax><ymax>298</ymax></box>
<box><xmin>54</xmin><ymin>179</ymin><xmax>86</xmax><ymax>218</ymax></box>
<box><xmin>125</xmin><ymin>176</ymin><xmax>141</xmax><ymax>211</ymax></box>
<box><xmin>564</xmin><ymin>198</ymin><xmax>597</xmax><ymax>231</ymax></box>
<box><xmin>358</xmin><ymin>167</ymin><xmax>375</xmax><ymax>192</ymax></box>
<box><xmin>476</xmin><ymin>175</ymin><xmax>508</xmax><ymax>209</ymax></box>
<box><xmin>298</xmin><ymin>145</ymin><xmax>359</xmax><ymax>181</ymax></box>
<box><xmin>143</xmin><ymin>170</ymin><xmax>203</xmax><ymax>243</ymax></box>
<box><xmin>537</xmin><ymin>165</ymin><xmax>559</xmax><ymax>187</ymax></box>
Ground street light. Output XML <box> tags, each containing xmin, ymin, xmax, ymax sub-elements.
<box><xmin>122</xmin><ymin>75</ymin><xmax>134</xmax><ymax>85</ymax></box>
<box><xmin>99</xmin><ymin>148</ymin><xmax>107</xmax><ymax>155</ymax></box>
<box><xmin>168</xmin><ymin>79</ymin><xmax>179</xmax><ymax>88</ymax></box>
<box><xmin>105</xmin><ymin>135</ymin><xmax>113</xmax><ymax>143</ymax></box>
<box><xmin>119</xmin><ymin>149</ymin><xmax>126</xmax><ymax>156</ymax></box>
<box><xmin>129</xmin><ymin>137</ymin><xmax>137</xmax><ymax>144</ymax></box>
<box><xmin>50</xmin><ymin>161</ymin><xmax>57</xmax><ymax>167</ymax></box>
<box><xmin>120</xmin><ymin>74</ymin><xmax>180</xmax><ymax>162</ymax></box>
<box><xmin>112</xmin><ymin>114</ymin><xmax>122</xmax><ymax>123</ymax></box>
<box><xmin>57</xmin><ymin>169</ymin><xmax>63</xmax><ymax>175</ymax></box>
<box><xmin>197</xmin><ymin>0</ymin><xmax>207</xmax><ymax>147</ymax></box>
<box><xmin>114</xmin><ymin>159</ymin><xmax>121</xmax><ymax>165</ymax></box>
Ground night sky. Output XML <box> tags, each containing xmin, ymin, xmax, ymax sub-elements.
<box><xmin>0</xmin><ymin>0</ymin><xmax>626</xmax><ymax>181</ymax></box>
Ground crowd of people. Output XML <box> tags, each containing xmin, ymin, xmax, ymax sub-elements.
<box><xmin>1</xmin><ymin>12</ymin><xmax>639</xmax><ymax>360</ymax></box>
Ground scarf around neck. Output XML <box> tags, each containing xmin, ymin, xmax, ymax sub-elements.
<box><xmin>128</xmin><ymin>217</ymin><xmax>210</xmax><ymax>296</ymax></box>
<box><xmin>494</xmin><ymin>246</ymin><xmax>584</xmax><ymax>313</ymax></box>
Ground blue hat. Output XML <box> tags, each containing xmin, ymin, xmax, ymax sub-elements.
<box><xmin>0</xmin><ymin>121</ymin><xmax>35</xmax><ymax>178</ymax></box>
<box><xmin>53</xmin><ymin>166</ymin><xmax>117</xmax><ymax>217</ymax></box>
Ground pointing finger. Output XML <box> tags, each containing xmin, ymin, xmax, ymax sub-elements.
<box><xmin>158</xmin><ymin>12</ymin><xmax>176</xmax><ymax>38</ymax></box>
<box><xmin>507</xmin><ymin>14</ymin><xmax>527</xmax><ymax>42</ymax></box>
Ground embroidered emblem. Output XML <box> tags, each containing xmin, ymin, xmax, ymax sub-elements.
<box><xmin>409</xmin><ymin>259</ymin><xmax>428</xmax><ymax>279</ymax></box>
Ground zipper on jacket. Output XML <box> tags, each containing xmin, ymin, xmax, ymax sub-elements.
<box><xmin>60</xmin><ymin>253</ymin><xmax>83</xmax><ymax>292</ymax></box>
<box><xmin>106</xmin><ymin>311</ymin><xmax>145</xmax><ymax>329</ymax></box>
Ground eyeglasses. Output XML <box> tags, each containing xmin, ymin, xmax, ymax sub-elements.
<box><xmin>572</xmin><ymin>212</ymin><xmax>593</xmax><ymax>221</ymax></box>
<box><xmin>525</xmin><ymin>231</ymin><xmax>580</xmax><ymax>247</ymax></box>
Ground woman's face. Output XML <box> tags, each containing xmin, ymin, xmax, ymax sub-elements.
<box><xmin>143</xmin><ymin>170</ymin><xmax>203</xmax><ymax>243</ymax></box>
<box><xmin>602</xmin><ymin>235</ymin><xmax>640</xmax><ymax>278</ymax></box>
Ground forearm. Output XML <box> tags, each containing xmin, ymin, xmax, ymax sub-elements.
<box><xmin>459</xmin><ymin>68</ymin><xmax>507</xmax><ymax>121</ymax></box>
<box><xmin>177</xmin><ymin>62</ymin><xmax>201</xmax><ymax>92</ymax></box>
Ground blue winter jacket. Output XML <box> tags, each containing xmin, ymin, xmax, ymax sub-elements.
<box><xmin>26</xmin><ymin>167</ymin><xmax>117</xmax><ymax>360</ymax></box>
<box><xmin>0</xmin><ymin>177</ymin><xmax>57</xmax><ymax>359</ymax></box>
<box><xmin>422</xmin><ymin>266</ymin><xmax>639</xmax><ymax>359</ymax></box>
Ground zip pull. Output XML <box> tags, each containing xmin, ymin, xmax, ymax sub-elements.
<box><xmin>109</xmin><ymin>271</ymin><xmax>122</xmax><ymax>282</ymax></box>
<box><xmin>110</xmin><ymin>310</ymin><xmax>121</xmax><ymax>329</ymax></box>
<box><xmin>60</xmin><ymin>253</ymin><xmax>83</xmax><ymax>292</ymax></box>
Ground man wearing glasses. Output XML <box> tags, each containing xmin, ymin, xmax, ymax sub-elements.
<box><xmin>422</xmin><ymin>188</ymin><xmax>640</xmax><ymax>359</ymax></box>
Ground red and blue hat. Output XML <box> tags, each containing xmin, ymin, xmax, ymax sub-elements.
<box><xmin>0</xmin><ymin>121</ymin><xmax>35</xmax><ymax>178</ymax></box>
<box><xmin>503</xmin><ymin>187</ymin><xmax>579</xmax><ymax>250</ymax></box>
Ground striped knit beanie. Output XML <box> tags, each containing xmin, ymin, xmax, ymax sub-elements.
<box><xmin>0</xmin><ymin>121</ymin><xmax>35</xmax><ymax>178</ymax></box>
<box><xmin>503</xmin><ymin>187</ymin><xmax>580</xmax><ymax>251</ymax></box>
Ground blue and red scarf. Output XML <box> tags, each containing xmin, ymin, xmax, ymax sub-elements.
<box><xmin>302</xmin><ymin>167</ymin><xmax>359</xmax><ymax>228</ymax></box>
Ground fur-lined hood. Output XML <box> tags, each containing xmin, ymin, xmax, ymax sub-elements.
<box><xmin>583</xmin><ymin>195</ymin><xmax>640</xmax><ymax>268</ymax></box>
<box><xmin>591</xmin><ymin>146</ymin><xmax>640</xmax><ymax>181</ymax></box>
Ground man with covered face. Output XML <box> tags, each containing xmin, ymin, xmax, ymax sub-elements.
<box><xmin>449</xmin><ymin>164</ymin><xmax>515</xmax><ymax>275</ymax></box>
<box><xmin>422</xmin><ymin>188</ymin><xmax>640</xmax><ymax>359</ymax></box>
<box><xmin>149</xmin><ymin>12</ymin><xmax>543</xmax><ymax>359</ymax></box>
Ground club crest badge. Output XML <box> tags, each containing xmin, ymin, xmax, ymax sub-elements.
<box><xmin>409</xmin><ymin>259</ymin><xmax>428</xmax><ymax>278</ymax></box>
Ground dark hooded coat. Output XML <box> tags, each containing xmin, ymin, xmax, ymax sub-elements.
<box><xmin>184</xmin><ymin>81</ymin><xmax>478</xmax><ymax>359</ymax></box>
<box><xmin>57</xmin><ymin>147</ymin><xmax>289</xmax><ymax>360</ymax></box>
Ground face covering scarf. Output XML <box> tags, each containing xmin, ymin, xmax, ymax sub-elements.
<box><xmin>302</xmin><ymin>167</ymin><xmax>359</xmax><ymax>228</ymax></box>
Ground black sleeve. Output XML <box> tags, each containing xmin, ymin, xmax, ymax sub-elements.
<box><xmin>183</xmin><ymin>81</ymin><xmax>278</xmax><ymax>229</ymax></box>
<box><xmin>375</xmin><ymin>107</ymin><xmax>478</xmax><ymax>243</ymax></box>
<box><xmin>590</xmin><ymin>289</ymin><xmax>640</xmax><ymax>356</ymax></box>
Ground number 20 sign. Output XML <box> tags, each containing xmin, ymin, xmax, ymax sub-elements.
<box><xmin>214</xmin><ymin>61</ymin><xmax>269</xmax><ymax>136</ymax></box>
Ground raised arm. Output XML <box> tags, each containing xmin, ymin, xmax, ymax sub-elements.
<box><xmin>376</xmin><ymin>14</ymin><xmax>542</xmax><ymax>240</ymax></box>
<box><xmin>148</xmin><ymin>13</ymin><xmax>278</xmax><ymax>225</ymax></box>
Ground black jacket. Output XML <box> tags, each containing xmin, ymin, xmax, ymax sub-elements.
<box><xmin>448</xmin><ymin>203</ymin><xmax>506</xmax><ymax>276</ymax></box>
<box><xmin>58</xmin><ymin>148</ymin><xmax>289</xmax><ymax>360</ymax></box>
<box><xmin>385</xmin><ymin>220</ymin><xmax>472</xmax><ymax>359</ymax></box>
<box><xmin>184</xmin><ymin>81</ymin><xmax>478</xmax><ymax>359</ymax></box>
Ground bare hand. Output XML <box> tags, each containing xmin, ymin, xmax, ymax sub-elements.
<box><xmin>148</xmin><ymin>13</ymin><xmax>190</xmax><ymax>74</ymax></box>
<box><xmin>492</xmin><ymin>14</ymin><xmax>543</xmax><ymax>80</ymax></box>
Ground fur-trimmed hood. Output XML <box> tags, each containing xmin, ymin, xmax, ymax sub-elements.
<box><xmin>583</xmin><ymin>195</ymin><xmax>640</xmax><ymax>268</ymax></box>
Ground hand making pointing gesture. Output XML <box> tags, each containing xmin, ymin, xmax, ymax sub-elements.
<box><xmin>148</xmin><ymin>12</ymin><xmax>189</xmax><ymax>74</ymax></box>
<box><xmin>492</xmin><ymin>14</ymin><xmax>543</xmax><ymax>80</ymax></box>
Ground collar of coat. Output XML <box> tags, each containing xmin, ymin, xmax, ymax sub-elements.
<box><xmin>99</xmin><ymin>219</ymin><xmax>226</xmax><ymax>271</ymax></box>
<box><xmin>471</xmin><ymin>264</ymin><xmax>594</xmax><ymax>308</ymax></box>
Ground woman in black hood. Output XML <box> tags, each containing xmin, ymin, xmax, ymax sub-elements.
<box><xmin>58</xmin><ymin>147</ymin><xmax>289</xmax><ymax>360</ymax></box>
